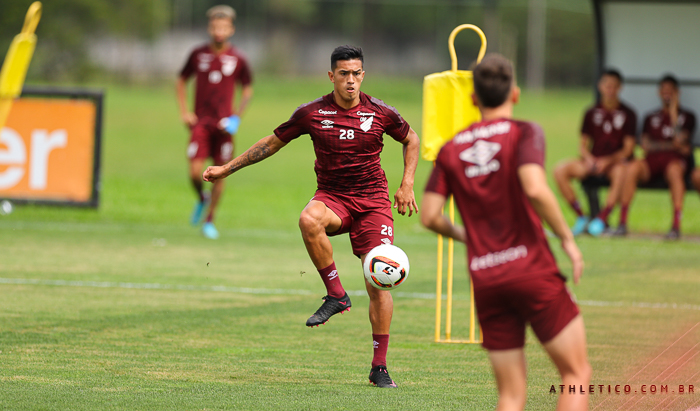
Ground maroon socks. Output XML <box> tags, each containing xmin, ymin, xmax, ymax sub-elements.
<box><xmin>372</xmin><ymin>334</ymin><xmax>390</xmax><ymax>368</ymax></box>
<box><xmin>318</xmin><ymin>262</ymin><xmax>345</xmax><ymax>299</ymax></box>
<box><xmin>570</xmin><ymin>200</ymin><xmax>584</xmax><ymax>217</ymax></box>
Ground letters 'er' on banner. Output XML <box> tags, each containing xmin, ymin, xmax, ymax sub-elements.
<box><xmin>421</xmin><ymin>24</ymin><xmax>487</xmax><ymax>161</ymax></box>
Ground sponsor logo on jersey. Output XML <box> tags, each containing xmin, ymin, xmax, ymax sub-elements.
<box><xmin>357</xmin><ymin>111</ymin><xmax>376</xmax><ymax>116</ymax></box>
<box><xmin>593</xmin><ymin>111</ymin><xmax>604</xmax><ymax>126</ymax></box>
<box><xmin>470</xmin><ymin>245</ymin><xmax>528</xmax><ymax>272</ymax></box>
<box><xmin>321</xmin><ymin>119</ymin><xmax>334</xmax><ymax>129</ymax></box>
<box><xmin>318</xmin><ymin>109</ymin><xmax>337</xmax><ymax>115</ymax></box>
<box><xmin>327</xmin><ymin>270</ymin><xmax>338</xmax><ymax>280</ymax></box>
<box><xmin>459</xmin><ymin>140</ymin><xmax>502</xmax><ymax>178</ymax></box>
<box><xmin>454</xmin><ymin>121</ymin><xmax>511</xmax><ymax>144</ymax></box>
<box><xmin>651</xmin><ymin>115</ymin><xmax>662</xmax><ymax>129</ymax></box>
<box><xmin>360</xmin><ymin>116</ymin><xmax>373</xmax><ymax>132</ymax></box>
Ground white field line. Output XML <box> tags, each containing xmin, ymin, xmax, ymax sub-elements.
<box><xmin>1</xmin><ymin>278</ymin><xmax>700</xmax><ymax>311</ymax></box>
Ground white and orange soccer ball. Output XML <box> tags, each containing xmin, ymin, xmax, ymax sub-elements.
<box><xmin>363</xmin><ymin>244</ymin><xmax>410</xmax><ymax>290</ymax></box>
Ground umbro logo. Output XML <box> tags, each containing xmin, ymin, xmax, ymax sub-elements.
<box><xmin>327</xmin><ymin>269</ymin><xmax>338</xmax><ymax>280</ymax></box>
<box><xmin>321</xmin><ymin>119</ymin><xmax>334</xmax><ymax>129</ymax></box>
<box><xmin>459</xmin><ymin>140</ymin><xmax>502</xmax><ymax>178</ymax></box>
<box><xmin>373</xmin><ymin>340</ymin><xmax>379</xmax><ymax>349</ymax></box>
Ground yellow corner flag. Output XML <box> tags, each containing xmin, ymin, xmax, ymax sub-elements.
<box><xmin>0</xmin><ymin>1</ymin><xmax>42</xmax><ymax>130</ymax></box>
<box><xmin>421</xmin><ymin>24</ymin><xmax>487</xmax><ymax>161</ymax></box>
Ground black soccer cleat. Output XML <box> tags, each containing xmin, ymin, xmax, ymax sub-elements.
<box><xmin>369</xmin><ymin>365</ymin><xmax>397</xmax><ymax>388</ymax></box>
<box><xmin>305</xmin><ymin>293</ymin><xmax>351</xmax><ymax>327</ymax></box>
<box><xmin>610</xmin><ymin>224</ymin><xmax>628</xmax><ymax>237</ymax></box>
<box><xmin>664</xmin><ymin>227</ymin><xmax>680</xmax><ymax>240</ymax></box>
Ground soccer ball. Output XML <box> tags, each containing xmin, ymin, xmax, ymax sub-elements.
<box><xmin>363</xmin><ymin>244</ymin><xmax>410</xmax><ymax>290</ymax></box>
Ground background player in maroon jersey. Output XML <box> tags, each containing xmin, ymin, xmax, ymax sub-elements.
<box><xmin>553</xmin><ymin>70</ymin><xmax>637</xmax><ymax>236</ymax></box>
<box><xmin>202</xmin><ymin>45</ymin><xmax>420</xmax><ymax>388</ymax></box>
<box><xmin>421</xmin><ymin>54</ymin><xmax>590</xmax><ymax>411</ymax></box>
<box><xmin>176</xmin><ymin>5</ymin><xmax>253</xmax><ymax>239</ymax></box>
<box><xmin>614</xmin><ymin>75</ymin><xmax>696</xmax><ymax>239</ymax></box>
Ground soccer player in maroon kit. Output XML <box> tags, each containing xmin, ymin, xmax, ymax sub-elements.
<box><xmin>176</xmin><ymin>5</ymin><xmax>253</xmax><ymax>239</ymax></box>
<box><xmin>614</xmin><ymin>75</ymin><xmax>696</xmax><ymax>239</ymax></box>
<box><xmin>202</xmin><ymin>45</ymin><xmax>420</xmax><ymax>388</ymax></box>
<box><xmin>553</xmin><ymin>69</ymin><xmax>637</xmax><ymax>236</ymax></box>
<box><xmin>421</xmin><ymin>54</ymin><xmax>590</xmax><ymax>411</ymax></box>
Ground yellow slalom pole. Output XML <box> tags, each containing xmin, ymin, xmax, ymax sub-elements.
<box><xmin>434</xmin><ymin>233</ymin><xmax>444</xmax><ymax>342</ymax></box>
<box><xmin>445</xmin><ymin>196</ymin><xmax>456</xmax><ymax>341</ymax></box>
<box><xmin>0</xmin><ymin>1</ymin><xmax>42</xmax><ymax>130</ymax></box>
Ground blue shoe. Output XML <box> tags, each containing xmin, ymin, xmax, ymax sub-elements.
<box><xmin>190</xmin><ymin>195</ymin><xmax>210</xmax><ymax>226</ymax></box>
<box><xmin>571</xmin><ymin>216</ymin><xmax>590</xmax><ymax>236</ymax></box>
<box><xmin>587</xmin><ymin>217</ymin><xmax>606</xmax><ymax>237</ymax></box>
<box><xmin>202</xmin><ymin>222</ymin><xmax>219</xmax><ymax>239</ymax></box>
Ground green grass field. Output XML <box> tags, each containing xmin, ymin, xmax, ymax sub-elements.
<box><xmin>1</xmin><ymin>77</ymin><xmax>699</xmax><ymax>410</ymax></box>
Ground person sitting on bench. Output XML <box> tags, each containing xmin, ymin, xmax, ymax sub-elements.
<box><xmin>554</xmin><ymin>69</ymin><xmax>636</xmax><ymax>235</ymax></box>
<box><xmin>609</xmin><ymin>74</ymin><xmax>696</xmax><ymax>239</ymax></box>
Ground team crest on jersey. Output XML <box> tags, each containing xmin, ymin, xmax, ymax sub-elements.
<box><xmin>321</xmin><ymin>119</ymin><xmax>334</xmax><ymax>129</ymax></box>
<box><xmin>613</xmin><ymin>112</ymin><xmax>626</xmax><ymax>129</ymax></box>
<box><xmin>360</xmin><ymin>116</ymin><xmax>373</xmax><ymax>132</ymax></box>
<box><xmin>459</xmin><ymin>140</ymin><xmax>502</xmax><ymax>178</ymax></box>
<box><xmin>220</xmin><ymin>55</ymin><xmax>238</xmax><ymax>76</ymax></box>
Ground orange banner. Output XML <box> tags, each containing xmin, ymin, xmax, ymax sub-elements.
<box><xmin>0</xmin><ymin>98</ymin><xmax>96</xmax><ymax>203</ymax></box>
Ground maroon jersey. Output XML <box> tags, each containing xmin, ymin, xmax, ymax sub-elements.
<box><xmin>180</xmin><ymin>44</ymin><xmax>252</xmax><ymax>122</ymax></box>
<box><xmin>274</xmin><ymin>92</ymin><xmax>410</xmax><ymax>198</ymax></box>
<box><xmin>642</xmin><ymin>107</ymin><xmax>696</xmax><ymax>157</ymax></box>
<box><xmin>580</xmin><ymin>102</ymin><xmax>637</xmax><ymax>157</ymax></box>
<box><xmin>425</xmin><ymin>119</ymin><xmax>559</xmax><ymax>289</ymax></box>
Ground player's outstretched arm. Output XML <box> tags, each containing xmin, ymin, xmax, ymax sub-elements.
<box><xmin>394</xmin><ymin>128</ymin><xmax>420</xmax><ymax>216</ymax></box>
<box><xmin>203</xmin><ymin>134</ymin><xmax>287</xmax><ymax>182</ymax></box>
<box><xmin>420</xmin><ymin>192</ymin><xmax>466</xmax><ymax>243</ymax></box>
<box><xmin>518</xmin><ymin>164</ymin><xmax>584</xmax><ymax>284</ymax></box>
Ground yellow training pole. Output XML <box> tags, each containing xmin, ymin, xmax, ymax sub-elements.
<box><xmin>434</xmin><ymin>233</ymin><xmax>444</xmax><ymax>342</ymax></box>
<box><xmin>0</xmin><ymin>2</ymin><xmax>42</xmax><ymax>130</ymax></box>
<box><xmin>445</xmin><ymin>196</ymin><xmax>455</xmax><ymax>341</ymax></box>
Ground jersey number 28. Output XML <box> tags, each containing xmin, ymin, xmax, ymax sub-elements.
<box><xmin>339</xmin><ymin>129</ymin><xmax>355</xmax><ymax>140</ymax></box>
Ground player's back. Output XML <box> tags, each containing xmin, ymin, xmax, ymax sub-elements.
<box><xmin>431</xmin><ymin>118</ymin><xmax>558</xmax><ymax>288</ymax></box>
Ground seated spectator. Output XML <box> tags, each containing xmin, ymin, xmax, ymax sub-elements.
<box><xmin>554</xmin><ymin>69</ymin><xmax>636</xmax><ymax>235</ymax></box>
<box><xmin>609</xmin><ymin>74</ymin><xmax>696</xmax><ymax>239</ymax></box>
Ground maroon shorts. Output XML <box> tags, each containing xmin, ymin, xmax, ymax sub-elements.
<box><xmin>311</xmin><ymin>190</ymin><xmax>394</xmax><ymax>257</ymax></box>
<box><xmin>475</xmin><ymin>273</ymin><xmax>580</xmax><ymax>351</ymax></box>
<box><xmin>187</xmin><ymin>120</ymin><xmax>233</xmax><ymax>165</ymax></box>
<box><xmin>645</xmin><ymin>152</ymin><xmax>686</xmax><ymax>180</ymax></box>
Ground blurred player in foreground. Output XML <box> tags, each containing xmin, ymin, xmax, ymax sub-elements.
<box><xmin>553</xmin><ymin>69</ymin><xmax>637</xmax><ymax>236</ymax></box>
<box><xmin>421</xmin><ymin>54</ymin><xmax>590</xmax><ymax>411</ymax></box>
<box><xmin>612</xmin><ymin>75</ymin><xmax>696</xmax><ymax>239</ymax></box>
<box><xmin>203</xmin><ymin>45</ymin><xmax>419</xmax><ymax>388</ymax></box>
<box><xmin>176</xmin><ymin>5</ymin><xmax>253</xmax><ymax>239</ymax></box>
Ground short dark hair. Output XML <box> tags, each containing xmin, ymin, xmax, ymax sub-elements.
<box><xmin>472</xmin><ymin>54</ymin><xmax>514</xmax><ymax>108</ymax></box>
<box><xmin>331</xmin><ymin>45</ymin><xmax>364</xmax><ymax>71</ymax></box>
<box><xmin>659</xmin><ymin>73</ymin><xmax>679</xmax><ymax>88</ymax></box>
<box><xmin>601</xmin><ymin>68</ymin><xmax>623</xmax><ymax>83</ymax></box>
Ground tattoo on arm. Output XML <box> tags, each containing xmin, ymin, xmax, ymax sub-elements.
<box><xmin>227</xmin><ymin>141</ymin><xmax>273</xmax><ymax>175</ymax></box>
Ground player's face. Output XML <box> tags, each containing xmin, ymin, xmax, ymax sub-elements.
<box><xmin>598</xmin><ymin>75</ymin><xmax>621</xmax><ymax>101</ymax></box>
<box><xmin>328</xmin><ymin>59</ymin><xmax>365</xmax><ymax>107</ymax></box>
<box><xmin>659</xmin><ymin>82</ymin><xmax>678</xmax><ymax>107</ymax></box>
<box><xmin>208</xmin><ymin>18</ymin><xmax>234</xmax><ymax>45</ymax></box>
